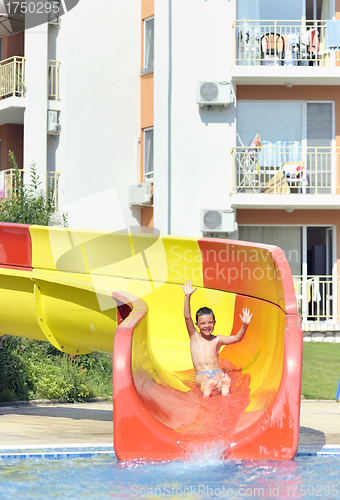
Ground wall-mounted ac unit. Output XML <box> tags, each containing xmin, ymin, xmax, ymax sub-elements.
<box><xmin>197</xmin><ymin>81</ymin><xmax>232</xmax><ymax>108</ymax></box>
<box><xmin>129</xmin><ymin>183</ymin><xmax>152</xmax><ymax>206</ymax></box>
<box><xmin>201</xmin><ymin>209</ymin><xmax>237</xmax><ymax>233</ymax></box>
<box><xmin>47</xmin><ymin>110</ymin><xmax>61</xmax><ymax>134</ymax></box>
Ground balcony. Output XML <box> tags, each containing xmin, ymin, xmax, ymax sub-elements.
<box><xmin>293</xmin><ymin>274</ymin><xmax>339</xmax><ymax>323</ymax></box>
<box><xmin>0</xmin><ymin>56</ymin><xmax>25</xmax><ymax>99</ymax></box>
<box><xmin>232</xmin><ymin>20</ymin><xmax>340</xmax><ymax>85</ymax></box>
<box><xmin>47</xmin><ymin>171</ymin><xmax>60</xmax><ymax>210</ymax></box>
<box><xmin>0</xmin><ymin>169</ymin><xmax>60</xmax><ymax>211</ymax></box>
<box><xmin>48</xmin><ymin>60</ymin><xmax>61</xmax><ymax>101</ymax></box>
<box><xmin>231</xmin><ymin>144</ymin><xmax>340</xmax><ymax>209</ymax></box>
<box><xmin>0</xmin><ymin>168</ymin><xmax>24</xmax><ymax>199</ymax></box>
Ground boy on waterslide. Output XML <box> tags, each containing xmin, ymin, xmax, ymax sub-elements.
<box><xmin>181</xmin><ymin>280</ymin><xmax>252</xmax><ymax>398</ymax></box>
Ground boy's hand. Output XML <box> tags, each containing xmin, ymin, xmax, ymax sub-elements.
<box><xmin>239</xmin><ymin>308</ymin><xmax>252</xmax><ymax>325</ymax></box>
<box><xmin>181</xmin><ymin>280</ymin><xmax>197</xmax><ymax>296</ymax></box>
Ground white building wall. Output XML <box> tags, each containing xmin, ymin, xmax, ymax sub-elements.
<box><xmin>24</xmin><ymin>24</ymin><xmax>48</xmax><ymax>186</ymax></box>
<box><xmin>154</xmin><ymin>0</ymin><xmax>236</xmax><ymax>237</ymax></box>
<box><xmin>49</xmin><ymin>0</ymin><xmax>141</xmax><ymax>231</ymax></box>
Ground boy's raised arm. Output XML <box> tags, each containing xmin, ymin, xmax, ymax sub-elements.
<box><xmin>181</xmin><ymin>280</ymin><xmax>197</xmax><ymax>337</ymax></box>
<box><xmin>218</xmin><ymin>308</ymin><xmax>252</xmax><ymax>347</ymax></box>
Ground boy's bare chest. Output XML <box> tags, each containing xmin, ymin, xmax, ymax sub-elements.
<box><xmin>191</xmin><ymin>334</ymin><xmax>219</xmax><ymax>354</ymax></box>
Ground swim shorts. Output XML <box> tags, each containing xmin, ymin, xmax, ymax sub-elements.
<box><xmin>195</xmin><ymin>369</ymin><xmax>223</xmax><ymax>381</ymax></box>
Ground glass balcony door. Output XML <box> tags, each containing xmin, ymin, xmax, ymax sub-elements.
<box><xmin>237</xmin><ymin>0</ymin><xmax>302</xmax><ymax>21</ymax></box>
<box><xmin>305</xmin><ymin>102</ymin><xmax>333</xmax><ymax>193</ymax></box>
<box><xmin>237</xmin><ymin>0</ymin><xmax>333</xmax><ymax>21</ymax></box>
<box><xmin>236</xmin><ymin>101</ymin><xmax>334</xmax><ymax>194</ymax></box>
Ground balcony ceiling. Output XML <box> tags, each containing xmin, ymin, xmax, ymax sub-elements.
<box><xmin>0</xmin><ymin>2</ymin><xmax>24</xmax><ymax>35</ymax></box>
<box><xmin>230</xmin><ymin>193</ymin><xmax>340</xmax><ymax>210</ymax></box>
<box><xmin>231</xmin><ymin>66</ymin><xmax>340</xmax><ymax>86</ymax></box>
<box><xmin>0</xmin><ymin>100</ymin><xmax>24</xmax><ymax>125</ymax></box>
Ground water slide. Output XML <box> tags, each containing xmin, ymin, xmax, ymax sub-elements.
<box><xmin>0</xmin><ymin>223</ymin><xmax>302</xmax><ymax>461</ymax></box>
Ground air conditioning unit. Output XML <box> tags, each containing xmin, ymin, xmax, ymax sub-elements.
<box><xmin>197</xmin><ymin>81</ymin><xmax>233</xmax><ymax>107</ymax></box>
<box><xmin>47</xmin><ymin>110</ymin><xmax>61</xmax><ymax>134</ymax></box>
<box><xmin>201</xmin><ymin>209</ymin><xmax>237</xmax><ymax>233</ymax></box>
<box><xmin>129</xmin><ymin>183</ymin><xmax>152</xmax><ymax>206</ymax></box>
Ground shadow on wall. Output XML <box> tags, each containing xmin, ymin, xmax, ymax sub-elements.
<box><xmin>199</xmin><ymin>104</ymin><xmax>236</xmax><ymax>126</ymax></box>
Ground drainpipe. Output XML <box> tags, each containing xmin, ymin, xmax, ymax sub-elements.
<box><xmin>167</xmin><ymin>0</ymin><xmax>172</xmax><ymax>235</ymax></box>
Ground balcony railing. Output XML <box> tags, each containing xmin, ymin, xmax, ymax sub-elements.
<box><xmin>0</xmin><ymin>168</ymin><xmax>24</xmax><ymax>198</ymax></box>
<box><xmin>0</xmin><ymin>169</ymin><xmax>59</xmax><ymax>210</ymax></box>
<box><xmin>0</xmin><ymin>56</ymin><xmax>25</xmax><ymax>99</ymax></box>
<box><xmin>47</xmin><ymin>171</ymin><xmax>60</xmax><ymax>210</ymax></box>
<box><xmin>233</xmin><ymin>145</ymin><xmax>338</xmax><ymax>194</ymax></box>
<box><xmin>233</xmin><ymin>20</ymin><xmax>340</xmax><ymax>67</ymax></box>
<box><xmin>48</xmin><ymin>60</ymin><xmax>61</xmax><ymax>100</ymax></box>
<box><xmin>293</xmin><ymin>275</ymin><xmax>339</xmax><ymax>322</ymax></box>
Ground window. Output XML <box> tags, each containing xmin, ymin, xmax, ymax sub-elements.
<box><xmin>144</xmin><ymin>128</ymin><xmax>153</xmax><ymax>180</ymax></box>
<box><xmin>144</xmin><ymin>16</ymin><xmax>154</xmax><ymax>72</ymax></box>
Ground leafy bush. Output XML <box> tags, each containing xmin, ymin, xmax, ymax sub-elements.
<box><xmin>0</xmin><ymin>337</ymin><xmax>30</xmax><ymax>402</ymax></box>
<box><xmin>29</xmin><ymin>358</ymin><xmax>94</xmax><ymax>402</ymax></box>
<box><xmin>0</xmin><ymin>338</ymin><xmax>112</xmax><ymax>403</ymax></box>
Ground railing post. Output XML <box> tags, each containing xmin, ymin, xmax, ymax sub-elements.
<box><xmin>11</xmin><ymin>56</ymin><xmax>17</xmax><ymax>96</ymax></box>
<box><xmin>231</xmin><ymin>148</ymin><xmax>235</xmax><ymax>193</ymax></box>
<box><xmin>233</xmin><ymin>21</ymin><xmax>236</xmax><ymax>66</ymax></box>
<box><xmin>274</xmin><ymin>21</ymin><xmax>277</xmax><ymax>65</ymax></box>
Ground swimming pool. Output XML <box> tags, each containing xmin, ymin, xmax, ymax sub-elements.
<box><xmin>0</xmin><ymin>444</ymin><xmax>339</xmax><ymax>500</ymax></box>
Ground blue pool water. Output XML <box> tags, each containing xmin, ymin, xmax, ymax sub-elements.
<box><xmin>0</xmin><ymin>445</ymin><xmax>339</xmax><ymax>500</ymax></box>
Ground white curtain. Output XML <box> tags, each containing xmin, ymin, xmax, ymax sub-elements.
<box><xmin>237</xmin><ymin>0</ymin><xmax>301</xmax><ymax>20</ymax></box>
<box><xmin>239</xmin><ymin>226</ymin><xmax>301</xmax><ymax>275</ymax></box>
<box><xmin>321</xmin><ymin>0</ymin><xmax>331</xmax><ymax>20</ymax></box>
<box><xmin>237</xmin><ymin>0</ymin><xmax>260</xmax><ymax>19</ymax></box>
<box><xmin>237</xmin><ymin>102</ymin><xmax>302</xmax><ymax>146</ymax></box>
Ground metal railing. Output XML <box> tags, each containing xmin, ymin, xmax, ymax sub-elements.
<box><xmin>47</xmin><ymin>171</ymin><xmax>60</xmax><ymax>210</ymax></box>
<box><xmin>0</xmin><ymin>169</ymin><xmax>59</xmax><ymax>210</ymax></box>
<box><xmin>233</xmin><ymin>20</ymin><xmax>339</xmax><ymax>67</ymax></box>
<box><xmin>293</xmin><ymin>275</ymin><xmax>337</xmax><ymax>322</ymax></box>
<box><xmin>233</xmin><ymin>145</ymin><xmax>337</xmax><ymax>194</ymax></box>
<box><xmin>48</xmin><ymin>60</ymin><xmax>61</xmax><ymax>100</ymax></box>
<box><xmin>1</xmin><ymin>168</ymin><xmax>24</xmax><ymax>198</ymax></box>
<box><xmin>0</xmin><ymin>56</ymin><xmax>25</xmax><ymax>99</ymax></box>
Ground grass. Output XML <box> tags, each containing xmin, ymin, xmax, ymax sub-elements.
<box><xmin>302</xmin><ymin>342</ymin><xmax>340</xmax><ymax>400</ymax></box>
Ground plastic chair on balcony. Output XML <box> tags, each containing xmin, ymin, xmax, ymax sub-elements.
<box><xmin>300</xmin><ymin>28</ymin><xmax>320</xmax><ymax>66</ymax></box>
<box><xmin>261</xmin><ymin>33</ymin><xmax>285</xmax><ymax>66</ymax></box>
<box><xmin>261</xmin><ymin>169</ymin><xmax>290</xmax><ymax>194</ymax></box>
<box><xmin>281</xmin><ymin>161</ymin><xmax>307</xmax><ymax>193</ymax></box>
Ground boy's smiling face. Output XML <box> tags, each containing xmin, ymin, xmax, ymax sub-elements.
<box><xmin>196</xmin><ymin>313</ymin><xmax>216</xmax><ymax>337</ymax></box>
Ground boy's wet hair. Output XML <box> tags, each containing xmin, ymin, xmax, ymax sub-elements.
<box><xmin>196</xmin><ymin>307</ymin><xmax>215</xmax><ymax>323</ymax></box>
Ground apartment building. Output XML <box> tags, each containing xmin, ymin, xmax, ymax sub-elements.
<box><xmin>141</xmin><ymin>0</ymin><xmax>340</xmax><ymax>333</ymax></box>
<box><xmin>0</xmin><ymin>0</ymin><xmax>141</xmax><ymax>231</ymax></box>
<box><xmin>0</xmin><ymin>0</ymin><xmax>340</xmax><ymax>333</ymax></box>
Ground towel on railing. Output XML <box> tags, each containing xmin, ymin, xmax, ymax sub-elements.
<box><xmin>325</xmin><ymin>20</ymin><xmax>340</xmax><ymax>49</ymax></box>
